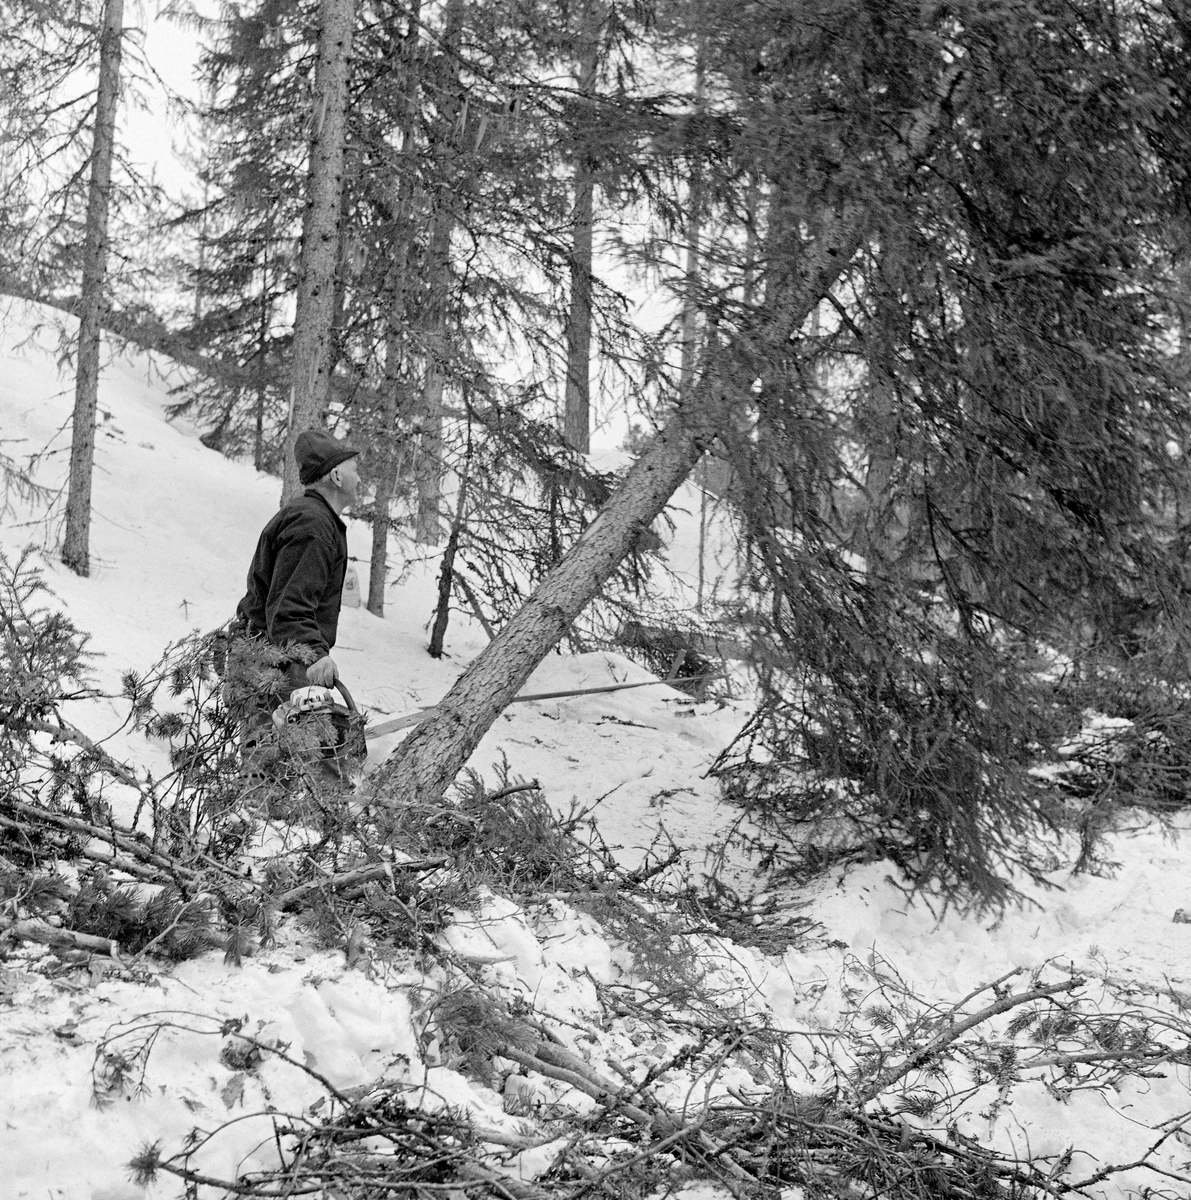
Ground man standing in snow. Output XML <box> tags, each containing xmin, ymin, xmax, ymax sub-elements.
<box><xmin>225</xmin><ymin>428</ymin><xmax>362</xmax><ymax>790</ymax></box>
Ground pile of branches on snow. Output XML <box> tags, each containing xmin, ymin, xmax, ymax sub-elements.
<box><xmin>124</xmin><ymin>957</ymin><xmax>1191</xmax><ymax>1199</ymax></box>
<box><xmin>0</xmin><ymin>547</ymin><xmax>457</xmax><ymax>964</ymax></box>
<box><xmin>0</xmin><ymin>549</ymin><xmax>705</xmax><ymax>968</ymax></box>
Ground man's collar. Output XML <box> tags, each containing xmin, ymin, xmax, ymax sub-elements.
<box><xmin>304</xmin><ymin>487</ymin><xmax>347</xmax><ymax>530</ymax></box>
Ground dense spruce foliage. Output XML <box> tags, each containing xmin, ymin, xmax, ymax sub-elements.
<box><xmin>690</xmin><ymin>0</ymin><xmax>1191</xmax><ymax>902</ymax></box>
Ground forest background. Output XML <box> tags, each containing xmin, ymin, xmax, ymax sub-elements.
<box><xmin>7</xmin><ymin>0</ymin><xmax>1191</xmax><ymax>911</ymax></box>
<box><xmin>12</xmin><ymin>1</ymin><xmax>1191</xmax><ymax>1195</ymax></box>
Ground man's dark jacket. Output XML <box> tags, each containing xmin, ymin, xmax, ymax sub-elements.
<box><xmin>236</xmin><ymin>490</ymin><xmax>347</xmax><ymax>659</ymax></box>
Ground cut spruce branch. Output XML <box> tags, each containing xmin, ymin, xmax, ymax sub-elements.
<box><xmin>855</xmin><ymin>975</ymin><xmax>1085</xmax><ymax>1103</ymax></box>
<box><xmin>271</xmin><ymin>857</ymin><xmax>448</xmax><ymax>910</ymax></box>
<box><xmin>493</xmin><ymin>1037</ymin><xmax>754</xmax><ymax>1184</ymax></box>
<box><xmin>128</xmin><ymin>961</ymin><xmax>1191</xmax><ymax>1200</ymax></box>
<box><xmin>5</xmin><ymin>798</ymin><xmax>258</xmax><ymax>887</ymax></box>
<box><xmin>25</xmin><ymin>717</ymin><xmax>149</xmax><ymax>797</ymax></box>
<box><xmin>6</xmin><ymin>799</ymin><xmax>203</xmax><ymax>883</ymax></box>
<box><xmin>0</xmin><ymin>815</ymin><xmax>164</xmax><ymax>881</ymax></box>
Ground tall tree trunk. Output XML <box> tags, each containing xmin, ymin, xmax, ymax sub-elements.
<box><xmin>254</xmin><ymin>249</ymin><xmax>269</xmax><ymax>472</ymax></box>
<box><xmin>853</xmin><ymin>373</ymin><xmax>905</xmax><ymax>568</ymax></box>
<box><xmin>60</xmin><ymin>0</ymin><xmax>124</xmax><ymax>577</ymax></box>
<box><xmin>414</xmin><ymin>214</ymin><xmax>451</xmax><ymax>546</ymax></box>
<box><xmin>414</xmin><ymin>351</ymin><xmax>446</xmax><ymax>544</ymax></box>
<box><xmin>742</xmin><ymin>172</ymin><xmax>760</xmax><ymax>308</ymax></box>
<box><xmin>368</xmin><ymin>3</ymin><xmax>421</xmax><ymax>613</ymax></box>
<box><xmin>428</xmin><ymin>469</ymin><xmax>468</xmax><ymax>656</ymax></box>
<box><xmin>368</xmin><ymin>315</ymin><xmax>405</xmax><ymax>615</ymax></box>
<box><xmin>281</xmin><ymin>0</ymin><xmax>355</xmax><ymax>502</ymax></box>
<box><xmin>413</xmin><ymin>0</ymin><xmax>464</xmax><ymax>545</ymax></box>
<box><xmin>562</xmin><ymin>1</ymin><xmax>603</xmax><ymax>454</ymax></box>
<box><xmin>193</xmin><ymin>179</ymin><xmax>208</xmax><ymax>326</ymax></box>
<box><xmin>684</xmin><ymin>41</ymin><xmax>706</xmax><ymax>608</ymax></box>
<box><xmin>679</xmin><ymin>42</ymin><xmax>704</xmax><ymax>400</ymax></box>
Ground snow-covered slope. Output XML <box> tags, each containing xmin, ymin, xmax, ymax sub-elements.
<box><xmin>0</xmin><ymin>299</ymin><xmax>745</xmax><ymax>870</ymax></box>
<box><xmin>5</xmin><ymin>298</ymin><xmax>1191</xmax><ymax>1200</ymax></box>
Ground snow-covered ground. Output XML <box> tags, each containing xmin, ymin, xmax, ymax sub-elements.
<box><xmin>4</xmin><ymin>298</ymin><xmax>1191</xmax><ymax>1198</ymax></box>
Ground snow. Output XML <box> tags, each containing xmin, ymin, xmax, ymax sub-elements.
<box><xmin>4</xmin><ymin>296</ymin><xmax>1191</xmax><ymax>1198</ymax></box>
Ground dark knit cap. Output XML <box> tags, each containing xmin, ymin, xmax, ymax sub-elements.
<box><xmin>295</xmin><ymin>428</ymin><xmax>359</xmax><ymax>485</ymax></box>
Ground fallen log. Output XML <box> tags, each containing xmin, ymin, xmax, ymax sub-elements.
<box><xmin>1</xmin><ymin>916</ymin><xmax>120</xmax><ymax>958</ymax></box>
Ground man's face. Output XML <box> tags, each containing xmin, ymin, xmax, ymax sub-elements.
<box><xmin>335</xmin><ymin>458</ymin><xmax>361</xmax><ymax>505</ymax></box>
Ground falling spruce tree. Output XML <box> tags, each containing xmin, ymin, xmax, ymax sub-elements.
<box><xmin>375</xmin><ymin>0</ymin><xmax>1191</xmax><ymax>909</ymax></box>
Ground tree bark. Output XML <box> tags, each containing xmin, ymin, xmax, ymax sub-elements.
<box><xmin>413</xmin><ymin>205</ymin><xmax>455</xmax><ymax>548</ymax></box>
<box><xmin>854</xmin><ymin>372</ymin><xmax>907</xmax><ymax>568</ymax></box>
<box><xmin>428</xmin><ymin>471</ymin><xmax>468</xmax><ymax>657</ymax></box>
<box><xmin>679</xmin><ymin>41</ymin><xmax>704</xmax><ymax>400</ymax></box>
<box><xmin>414</xmin><ymin>345</ymin><xmax>447</xmax><ymax>544</ymax></box>
<box><xmin>281</xmin><ymin>0</ymin><xmax>355</xmax><ymax>503</ymax></box>
<box><xmin>684</xmin><ymin>41</ymin><xmax>706</xmax><ymax>608</ymax></box>
<box><xmin>367</xmin><ymin>314</ymin><xmax>406</xmax><ymax>615</ymax></box>
<box><xmin>562</xmin><ymin>1</ymin><xmax>603</xmax><ymax>454</ymax></box>
<box><xmin>60</xmin><ymin>0</ymin><xmax>124</xmax><ymax>577</ymax></box>
<box><xmin>254</xmin><ymin>247</ymin><xmax>270</xmax><ymax>471</ymax></box>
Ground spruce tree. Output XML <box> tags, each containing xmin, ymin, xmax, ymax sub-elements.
<box><xmin>61</xmin><ymin>0</ymin><xmax>125</xmax><ymax>577</ymax></box>
<box><xmin>377</xmin><ymin>0</ymin><xmax>1191</xmax><ymax>913</ymax></box>
<box><xmin>282</xmin><ymin>0</ymin><xmax>356</xmax><ymax>501</ymax></box>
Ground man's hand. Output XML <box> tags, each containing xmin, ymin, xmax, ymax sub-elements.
<box><xmin>307</xmin><ymin>655</ymin><xmax>339</xmax><ymax>687</ymax></box>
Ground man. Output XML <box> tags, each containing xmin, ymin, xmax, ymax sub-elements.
<box><xmin>227</xmin><ymin>428</ymin><xmax>362</xmax><ymax>789</ymax></box>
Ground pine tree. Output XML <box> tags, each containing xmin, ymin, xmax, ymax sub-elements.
<box><xmin>61</xmin><ymin>0</ymin><xmax>125</xmax><ymax>576</ymax></box>
<box><xmin>561</xmin><ymin>0</ymin><xmax>605</xmax><ymax>454</ymax></box>
<box><xmin>280</xmin><ymin>0</ymin><xmax>356</xmax><ymax>501</ymax></box>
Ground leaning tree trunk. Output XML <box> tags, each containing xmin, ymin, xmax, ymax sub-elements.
<box><xmin>374</xmin><ymin>222</ymin><xmax>866</xmax><ymax>809</ymax></box>
<box><xmin>281</xmin><ymin>0</ymin><xmax>355</xmax><ymax>503</ymax></box>
<box><xmin>372</xmin><ymin>395</ymin><xmax>717</xmax><ymax>807</ymax></box>
<box><xmin>372</xmin><ymin>66</ymin><xmax>962</xmax><ymax>811</ymax></box>
<box><xmin>60</xmin><ymin>0</ymin><xmax>124</xmax><ymax>577</ymax></box>
<box><xmin>561</xmin><ymin>0</ymin><xmax>603</xmax><ymax>454</ymax></box>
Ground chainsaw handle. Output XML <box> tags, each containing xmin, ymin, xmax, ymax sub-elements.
<box><xmin>334</xmin><ymin>679</ymin><xmax>357</xmax><ymax>712</ymax></box>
